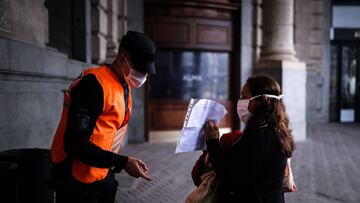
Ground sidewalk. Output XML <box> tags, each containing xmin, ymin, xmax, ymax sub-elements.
<box><xmin>115</xmin><ymin>123</ymin><xmax>360</xmax><ymax>203</ymax></box>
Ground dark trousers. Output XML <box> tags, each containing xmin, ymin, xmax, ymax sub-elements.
<box><xmin>55</xmin><ymin>172</ymin><xmax>118</xmax><ymax>203</ymax></box>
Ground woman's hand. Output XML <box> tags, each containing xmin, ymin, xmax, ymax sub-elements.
<box><xmin>204</xmin><ymin>120</ymin><xmax>220</xmax><ymax>140</ymax></box>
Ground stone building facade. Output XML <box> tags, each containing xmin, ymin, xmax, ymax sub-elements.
<box><xmin>0</xmin><ymin>0</ymin><xmax>356</xmax><ymax>151</ymax></box>
<box><xmin>0</xmin><ymin>0</ymin><xmax>146</xmax><ymax>151</ymax></box>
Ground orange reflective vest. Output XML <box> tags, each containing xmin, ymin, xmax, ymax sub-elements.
<box><xmin>50</xmin><ymin>65</ymin><xmax>132</xmax><ymax>183</ymax></box>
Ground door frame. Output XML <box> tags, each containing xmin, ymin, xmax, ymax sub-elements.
<box><xmin>331</xmin><ymin>41</ymin><xmax>360</xmax><ymax>123</ymax></box>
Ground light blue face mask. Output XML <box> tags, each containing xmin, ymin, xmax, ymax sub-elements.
<box><xmin>237</xmin><ymin>94</ymin><xmax>284</xmax><ymax>123</ymax></box>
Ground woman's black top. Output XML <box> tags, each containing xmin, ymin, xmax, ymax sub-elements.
<box><xmin>206</xmin><ymin>124</ymin><xmax>287</xmax><ymax>203</ymax></box>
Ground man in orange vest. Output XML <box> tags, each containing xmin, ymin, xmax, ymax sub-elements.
<box><xmin>50</xmin><ymin>31</ymin><xmax>156</xmax><ymax>203</ymax></box>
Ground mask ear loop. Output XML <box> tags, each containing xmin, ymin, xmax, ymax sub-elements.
<box><xmin>123</xmin><ymin>55</ymin><xmax>132</xmax><ymax>71</ymax></box>
<box><xmin>119</xmin><ymin>52</ymin><xmax>133</xmax><ymax>73</ymax></box>
<box><xmin>249</xmin><ymin>95</ymin><xmax>262</xmax><ymax>101</ymax></box>
<box><xmin>249</xmin><ymin>94</ymin><xmax>284</xmax><ymax>101</ymax></box>
<box><xmin>263</xmin><ymin>94</ymin><xmax>283</xmax><ymax>100</ymax></box>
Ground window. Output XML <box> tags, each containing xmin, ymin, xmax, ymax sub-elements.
<box><xmin>149</xmin><ymin>50</ymin><xmax>229</xmax><ymax>100</ymax></box>
<box><xmin>45</xmin><ymin>0</ymin><xmax>90</xmax><ymax>62</ymax></box>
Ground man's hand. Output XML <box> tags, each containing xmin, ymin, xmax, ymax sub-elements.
<box><xmin>125</xmin><ymin>156</ymin><xmax>152</xmax><ymax>181</ymax></box>
<box><xmin>204</xmin><ymin>120</ymin><xmax>220</xmax><ymax>140</ymax></box>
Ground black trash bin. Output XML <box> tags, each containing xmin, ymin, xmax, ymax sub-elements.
<box><xmin>0</xmin><ymin>148</ymin><xmax>54</xmax><ymax>203</ymax></box>
<box><xmin>0</xmin><ymin>161</ymin><xmax>18</xmax><ymax>203</ymax></box>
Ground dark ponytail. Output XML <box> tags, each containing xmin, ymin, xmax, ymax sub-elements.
<box><xmin>246</xmin><ymin>75</ymin><xmax>295</xmax><ymax>157</ymax></box>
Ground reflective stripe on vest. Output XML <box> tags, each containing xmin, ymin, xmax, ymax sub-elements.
<box><xmin>50</xmin><ymin>66</ymin><xmax>132</xmax><ymax>183</ymax></box>
<box><xmin>112</xmin><ymin>127</ymin><xmax>127</xmax><ymax>153</ymax></box>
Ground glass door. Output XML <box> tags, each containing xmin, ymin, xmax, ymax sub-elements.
<box><xmin>338</xmin><ymin>45</ymin><xmax>360</xmax><ymax>122</ymax></box>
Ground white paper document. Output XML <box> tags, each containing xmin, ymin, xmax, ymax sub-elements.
<box><xmin>175</xmin><ymin>98</ymin><xmax>228</xmax><ymax>153</ymax></box>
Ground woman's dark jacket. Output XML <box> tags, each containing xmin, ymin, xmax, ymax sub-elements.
<box><xmin>206</xmin><ymin>124</ymin><xmax>287</xmax><ymax>203</ymax></box>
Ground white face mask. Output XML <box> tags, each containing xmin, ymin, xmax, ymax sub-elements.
<box><xmin>237</xmin><ymin>99</ymin><xmax>253</xmax><ymax>124</ymax></box>
<box><xmin>122</xmin><ymin>56</ymin><xmax>148</xmax><ymax>88</ymax></box>
<box><xmin>126</xmin><ymin>68</ymin><xmax>148</xmax><ymax>88</ymax></box>
<box><xmin>237</xmin><ymin>94</ymin><xmax>283</xmax><ymax>124</ymax></box>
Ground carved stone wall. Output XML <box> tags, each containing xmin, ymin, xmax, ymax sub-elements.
<box><xmin>0</xmin><ymin>0</ymin><xmax>10</xmax><ymax>33</ymax></box>
<box><xmin>0</xmin><ymin>0</ymin><xmax>48</xmax><ymax>47</ymax></box>
<box><xmin>295</xmin><ymin>0</ymin><xmax>331</xmax><ymax>122</ymax></box>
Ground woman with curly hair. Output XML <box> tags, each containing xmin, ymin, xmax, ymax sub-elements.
<box><xmin>202</xmin><ymin>75</ymin><xmax>296</xmax><ymax>203</ymax></box>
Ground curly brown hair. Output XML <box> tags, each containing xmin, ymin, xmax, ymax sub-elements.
<box><xmin>245</xmin><ymin>75</ymin><xmax>295</xmax><ymax>157</ymax></box>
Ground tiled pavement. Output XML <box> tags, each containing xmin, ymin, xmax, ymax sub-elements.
<box><xmin>115</xmin><ymin>123</ymin><xmax>360</xmax><ymax>203</ymax></box>
<box><xmin>286</xmin><ymin>123</ymin><xmax>360</xmax><ymax>203</ymax></box>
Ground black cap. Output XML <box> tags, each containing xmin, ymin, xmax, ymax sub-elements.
<box><xmin>120</xmin><ymin>31</ymin><xmax>157</xmax><ymax>74</ymax></box>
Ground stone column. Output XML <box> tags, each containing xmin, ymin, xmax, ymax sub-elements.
<box><xmin>255</xmin><ymin>0</ymin><xmax>307</xmax><ymax>141</ymax></box>
<box><xmin>260</xmin><ymin>0</ymin><xmax>297</xmax><ymax>61</ymax></box>
<box><xmin>91</xmin><ymin>0</ymin><xmax>108</xmax><ymax>64</ymax></box>
<box><xmin>105</xmin><ymin>0</ymin><xmax>119</xmax><ymax>63</ymax></box>
<box><xmin>118</xmin><ymin>0</ymin><xmax>127</xmax><ymax>40</ymax></box>
<box><xmin>253</xmin><ymin>0</ymin><xmax>262</xmax><ymax>62</ymax></box>
<box><xmin>106</xmin><ymin>0</ymin><xmax>125</xmax><ymax>63</ymax></box>
<box><xmin>124</xmin><ymin>0</ymin><xmax>145</xmax><ymax>144</ymax></box>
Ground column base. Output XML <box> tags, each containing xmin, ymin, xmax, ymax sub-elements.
<box><xmin>254</xmin><ymin>60</ymin><xmax>307</xmax><ymax>141</ymax></box>
<box><xmin>259</xmin><ymin>53</ymin><xmax>299</xmax><ymax>62</ymax></box>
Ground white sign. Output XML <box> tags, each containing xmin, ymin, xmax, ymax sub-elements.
<box><xmin>175</xmin><ymin>98</ymin><xmax>228</xmax><ymax>153</ymax></box>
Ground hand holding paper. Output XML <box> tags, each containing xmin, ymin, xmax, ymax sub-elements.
<box><xmin>175</xmin><ymin>98</ymin><xmax>228</xmax><ymax>153</ymax></box>
<box><xmin>203</xmin><ymin>120</ymin><xmax>220</xmax><ymax>140</ymax></box>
